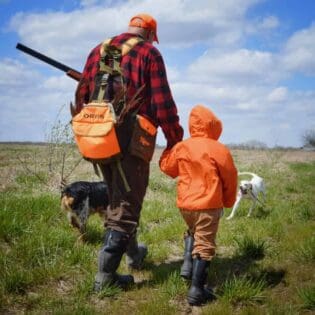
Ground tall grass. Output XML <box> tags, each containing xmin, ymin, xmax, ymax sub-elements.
<box><xmin>233</xmin><ymin>235</ymin><xmax>268</xmax><ymax>260</ymax></box>
<box><xmin>298</xmin><ymin>285</ymin><xmax>315</xmax><ymax>310</ymax></box>
<box><xmin>219</xmin><ymin>275</ymin><xmax>266</xmax><ymax>305</ymax></box>
<box><xmin>294</xmin><ymin>236</ymin><xmax>315</xmax><ymax>263</ymax></box>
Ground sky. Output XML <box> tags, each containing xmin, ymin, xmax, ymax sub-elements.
<box><xmin>0</xmin><ymin>0</ymin><xmax>314</xmax><ymax>148</ymax></box>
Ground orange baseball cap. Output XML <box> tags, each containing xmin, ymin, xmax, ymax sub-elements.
<box><xmin>129</xmin><ymin>13</ymin><xmax>159</xmax><ymax>43</ymax></box>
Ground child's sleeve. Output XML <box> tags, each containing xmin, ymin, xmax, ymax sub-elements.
<box><xmin>159</xmin><ymin>147</ymin><xmax>179</xmax><ymax>178</ymax></box>
<box><xmin>218</xmin><ymin>149</ymin><xmax>238</xmax><ymax>208</ymax></box>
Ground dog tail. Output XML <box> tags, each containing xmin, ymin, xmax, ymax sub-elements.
<box><xmin>60</xmin><ymin>178</ymin><xmax>67</xmax><ymax>195</ymax></box>
<box><xmin>238</xmin><ymin>172</ymin><xmax>257</xmax><ymax>178</ymax></box>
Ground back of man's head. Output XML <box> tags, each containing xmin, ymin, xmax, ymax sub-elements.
<box><xmin>128</xmin><ymin>13</ymin><xmax>159</xmax><ymax>43</ymax></box>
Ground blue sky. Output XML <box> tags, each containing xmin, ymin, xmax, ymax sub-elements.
<box><xmin>0</xmin><ymin>0</ymin><xmax>314</xmax><ymax>147</ymax></box>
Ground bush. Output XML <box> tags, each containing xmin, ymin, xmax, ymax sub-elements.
<box><xmin>302</xmin><ymin>129</ymin><xmax>315</xmax><ymax>148</ymax></box>
<box><xmin>220</xmin><ymin>275</ymin><xmax>266</xmax><ymax>305</ymax></box>
<box><xmin>234</xmin><ymin>236</ymin><xmax>268</xmax><ymax>260</ymax></box>
<box><xmin>298</xmin><ymin>285</ymin><xmax>315</xmax><ymax>310</ymax></box>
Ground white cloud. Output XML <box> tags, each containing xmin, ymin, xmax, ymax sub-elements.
<box><xmin>10</xmin><ymin>8</ymin><xmax>128</xmax><ymax>68</ymax></box>
<box><xmin>283</xmin><ymin>23</ymin><xmax>315</xmax><ymax>75</ymax></box>
<box><xmin>0</xmin><ymin>59</ymin><xmax>76</xmax><ymax>141</ymax></box>
<box><xmin>245</xmin><ymin>14</ymin><xmax>279</xmax><ymax>36</ymax></box>
<box><xmin>173</xmin><ymin>81</ymin><xmax>290</xmax><ymax>114</ymax></box>
<box><xmin>165</xmin><ymin>64</ymin><xmax>181</xmax><ymax>82</ymax></box>
<box><xmin>41</xmin><ymin>75</ymin><xmax>76</xmax><ymax>92</ymax></box>
<box><xmin>279</xmin><ymin>122</ymin><xmax>290</xmax><ymax>130</ymax></box>
<box><xmin>267</xmin><ymin>87</ymin><xmax>288</xmax><ymax>102</ymax></box>
<box><xmin>187</xmin><ymin>49</ymin><xmax>283</xmax><ymax>84</ymax></box>
<box><xmin>0</xmin><ymin>58</ymin><xmax>41</xmax><ymax>87</ymax></box>
<box><xmin>80</xmin><ymin>0</ymin><xmax>99</xmax><ymax>7</ymax></box>
<box><xmin>260</xmin><ymin>15</ymin><xmax>279</xmax><ymax>30</ymax></box>
<box><xmin>9</xmin><ymin>0</ymin><xmax>263</xmax><ymax>66</ymax></box>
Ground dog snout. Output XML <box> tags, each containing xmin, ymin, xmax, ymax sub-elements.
<box><xmin>240</xmin><ymin>186</ymin><xmax>247</xmax><ymax>194</ymax></box>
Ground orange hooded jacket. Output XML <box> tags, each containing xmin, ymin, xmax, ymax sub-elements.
<box><xmin>159</xmin><ymin>105</ymin><xmax>238</xmax><ymax>211</ymax></box>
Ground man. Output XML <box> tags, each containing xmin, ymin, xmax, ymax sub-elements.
<box><xmin>75</xmin><ymin>13</ymin><xmax>183</xmax><ymax>291</ymax></box>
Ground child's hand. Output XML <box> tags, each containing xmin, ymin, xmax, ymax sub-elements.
<box><xmin>159</xmin><ymin>149</ymin><xmax>171</xmax><ymax>168</ymax></box>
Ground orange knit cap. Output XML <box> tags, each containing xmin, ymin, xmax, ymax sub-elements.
<box><xmin>129</xmin><ymin>13</ymin><xmax>159</xmax><ymax>43</ymax></box>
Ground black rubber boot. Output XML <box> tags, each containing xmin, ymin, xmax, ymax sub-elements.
<box><xmin>125</xmin><ymin>234</ymin><xmax>148</xmax><ymax>270</ymax></box>
<box><xmin>94</xmin><ymin>229</ymin><xmax>134</xmax><ymax>292</ymax></box>
<box><xmin>187</xmin><ymin>258</ymin><xmax>215</xmax><ymax>306</ymax></box>
<box><xmin>180</xmin><ymin>234</ymin><xmax>194</xmax><ymax>280</ymax></box>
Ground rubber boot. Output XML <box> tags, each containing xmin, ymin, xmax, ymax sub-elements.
<box><xmin>94</xmin><ymin>229</ymin><xmax>134</xmax><ymax>292</ymax></box>
<box><xmin>180</xmin><ymin>234</ymin><xmax>194</xmax><ymax>280</ymax></box>
<box><xmin>125</xmin><ymin>234</ymin><xmax>148</xmax><ymax>270</ymax></box>
<box><xmin>187</xmin><ymin>258</ymin><xmax>215</xmax><ymax>306</ymax></box>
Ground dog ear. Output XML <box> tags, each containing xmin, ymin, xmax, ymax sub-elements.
<box><xmin>61</xmin><ymin>196</ymin><xmax>74</xmax><ymax>210</ymax></box>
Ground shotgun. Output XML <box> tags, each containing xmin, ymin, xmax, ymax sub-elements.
<box><xmin>16</xmin><ymin>43</ymin><xmax>82</xmax><ymax>81</ymax></box>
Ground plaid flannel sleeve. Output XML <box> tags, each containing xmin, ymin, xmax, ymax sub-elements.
<box><xmin>75</xmin><ymin>45</ymin><xmax>100</xmax><ymax>112</ymax></box>
<box><xmin>150</xmin><ymin>55</ymin><xmax>183</xmax><ymax>148</ymax></box>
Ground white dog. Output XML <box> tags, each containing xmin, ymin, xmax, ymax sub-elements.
<box><xmin>226</xmin><ymin>172</ymin><xmax>266</xmax><ymax>220</ymax></box>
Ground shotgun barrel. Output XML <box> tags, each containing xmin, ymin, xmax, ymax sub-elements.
<box><xmin>16</xmin><ymin>43</ymin><xmax>82</xmax><ymax>81</ymax></box>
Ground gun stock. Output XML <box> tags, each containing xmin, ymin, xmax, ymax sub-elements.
<box><xmin>67</xmin><ymin>69</ymin><xmax>82</xmax><ymax>81</ymax></box>
<box><xmin>16</xmin><ymin>43</ymin><xmax>82</xmax><ymax>82</ymax></box>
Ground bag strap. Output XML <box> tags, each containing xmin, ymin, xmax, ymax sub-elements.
<box><xmin>99</xmin><ymin>36</ymin><xmax>143</xmax><ymax>74</ymax></box>
<box><xmin>121</xmin><ymin>37</ymin><xmax>143</xmax><ymax>56</ymax></box>
<box><xmin>93</xmin><ymin>162</ymin><xmax>101</xmax><ymax>178</ymax></box>
<box><xmin>100</xmin><ymin>36</ymin><xmax>143</xmax><ymax>57</ymax></box>
<box><xmin>96</xmin><ymin>37</ymin><xmax>143</xmax><ymax>103</ymax></box>
<box><xmin>116</xmin><ymin>160</ymin><xmax>131</xmax><ymax>192</ymax></box>
<box><xmin>92</xmin><ymin>161</ymin><xmax>130</xmax><ymax>192</ymax></box>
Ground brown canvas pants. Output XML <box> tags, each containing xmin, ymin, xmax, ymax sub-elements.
<box><xmin>99</xmin><ymin>152</ymin><xmax>149</xmax><ymax>236</ymax></box>
<box><xmin>180</xmin><ymin>208</ymin><xmax>222</xmax><ymax>261</ymax></box>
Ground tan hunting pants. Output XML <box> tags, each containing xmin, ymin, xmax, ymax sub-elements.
<box><xmin>180</xmin><ymin>208</ymin><xmax>222</xmax><ymax>261</ymax></box>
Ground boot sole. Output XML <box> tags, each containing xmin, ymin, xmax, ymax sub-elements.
<box><xmin>187</xmin><ymin>292</ymin><xmax>215</xmax><ymax>306</ymax></box>
<box><xmin>188</xmin><ymin>299</ymin><xmax>205</xmax><ymax>306</ymax></box>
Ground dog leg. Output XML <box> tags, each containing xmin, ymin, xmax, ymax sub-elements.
<box><xmin>226</xmin><ymin>196</ymin><xmax>242</xmax><ymax>220</ymax></box>
<box><xmin>78</xmin><ymin>198</ymin><xmax>90</xmax><ymax>235</ymax></box>
<box><xmin>68</xmin><ymin>212</ymin><xmax>82</xmax><ymax>231</ymax></box>
<box><xmin>247</xmin><ymin>199</ymin><xmax>257</xmax><ymax>217</ymax></box>
<box><xmin>261</xmin><ymin>187</ymin><xmax>266</xmax><ymax>204</ymax></box>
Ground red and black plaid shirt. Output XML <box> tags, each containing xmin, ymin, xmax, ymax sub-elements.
<box><xmin>75</xmin><ymin>32</ymin><xmax>183</xmax><ymax>148</ymax></box>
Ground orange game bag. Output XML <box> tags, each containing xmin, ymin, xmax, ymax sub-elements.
<box><xmin>72</xmin><ymin>102</ymin><xmax>121</xmax><ymax>161</ymax></box>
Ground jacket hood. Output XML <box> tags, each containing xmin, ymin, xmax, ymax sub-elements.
<box><xmin>188</xmin><ymin>105</ymin><xmax>222</xmax><ymax>140</ymax></box>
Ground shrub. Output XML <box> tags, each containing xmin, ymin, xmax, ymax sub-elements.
<box><xmin>220</xmin><ymin>275</ymin><xmax>266</xmax><ymax>305</ymax></box>
<box><xmin>234</xmin><ymin>236</ymin><xmax>268</xmax><ymax>260</ymax></box>
<box><xmin>295</xmin><ymin>236</ymin><xmax>315</xmax><ymax>263</ymax></box>
<box><xmin>298</xmin><ymin>285</ymin><xmax>315</xmax><ymax>310</ymax></box>
<box><xmin>302</xmin><ymin>129</ymin><xmax>315</xmax><ymax>148</ymax></box>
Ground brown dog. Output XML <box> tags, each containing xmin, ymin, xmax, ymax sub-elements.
<box><xmin>61</xmin><ymin>181</ymin><xmax>108</xmax><ymax>234</ymax></box>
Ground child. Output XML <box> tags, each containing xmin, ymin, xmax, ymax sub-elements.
<box><xmin>159</xmin><ymin>104</ymin><xmax>237</xmax><ymax>306</ymax></box>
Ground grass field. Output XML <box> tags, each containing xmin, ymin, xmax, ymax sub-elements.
<box><xmin>0</xmin><ymin>143</ymin><xmax>314</xmax><ymax>314</ymax></box>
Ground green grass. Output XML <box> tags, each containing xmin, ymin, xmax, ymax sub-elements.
<box><xmin>0</xmin><ymin>145</ymin><xmax>314</xmax><ymax>314</ymax></box>
<box><xmin>294</xmin><ymin>236</ymin><xmax>315</xmax><ymax>263</ymax></box>
<box><xmin>96</xmin><ymin>283</ymin><xmax>123</xmax><ymax>298</ymax></box>
<box><xmin>233</xmin><ymin>235</ymin><xmax>268</xmax><ymax>260</ymax></box>
<box><xmin>219</xmin><ymin>275</ymin><xmax>266</xmax><ymax>305</ymax></box>
<box><xmin>298</xmin><ymin>285</ymin><xmax>315</xmax><ymax>310</ymax></box>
